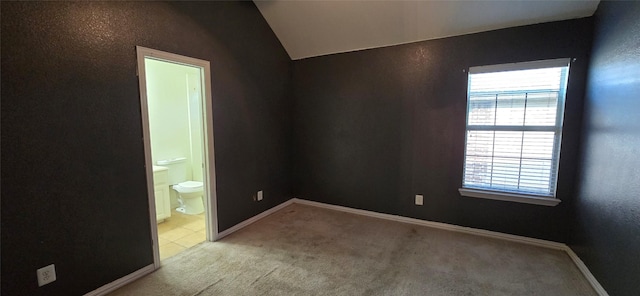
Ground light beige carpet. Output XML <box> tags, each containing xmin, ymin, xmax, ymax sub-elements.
<box><xmin>110</xmin><ymin>203</ymin><xmax>596</xmax><ymax>296</ymax></box>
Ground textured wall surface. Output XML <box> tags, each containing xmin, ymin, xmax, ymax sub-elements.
<box><xmin>1</xmin><ymin>2</ymin><xmax>291</xmax><ymax>295</ymax></box>
<box><xmin>571</xmin><ymin>1</ymin><xmax>640</xmax><ymax>295</ymax></box>
<box><xmin>292</xmin><ymin>18</ymin><xmax>593</xmax><ymax>242</ymax></box>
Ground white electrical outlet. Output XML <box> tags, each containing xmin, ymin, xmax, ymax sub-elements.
<box><xmin>415</xmin><ymin>194</ymin><xmax>424</xmax><ymax>206</ymax></box>
<box><xmin>257</xmin><ymin>190</ymin><xmax>263</xmax><ymax>201</ymax></box>
<box><xmin>37</xmin><ymin>264</ymin><xmax>56</xmax><ymax>287</ymax></box>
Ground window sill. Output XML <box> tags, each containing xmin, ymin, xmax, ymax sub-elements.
<box><xmin>458</xmin><ymin>188</ymin><xmax>561</xmax><ymax>206</ymax></box>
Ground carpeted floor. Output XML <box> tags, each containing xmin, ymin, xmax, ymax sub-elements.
<box><xmin>110</xmin><ymin>203</ymin><xmax>596</xmax><ymax>295</ymax></box>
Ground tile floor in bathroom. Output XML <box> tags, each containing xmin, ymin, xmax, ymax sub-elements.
<box><xmin>158</xmin><ymin>209</ymin><xmax>206</xmax><ymax>261</ymax></box>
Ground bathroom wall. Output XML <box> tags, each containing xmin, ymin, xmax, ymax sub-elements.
<box><xmin>146</xmin><ymin>59</ymin><xmax>204</xmax><ymax>182</ymax></box>
<box><xmin>187</xmin><ymin>72</ymin><xmax>205</xmax><ymax>182</ymax></box>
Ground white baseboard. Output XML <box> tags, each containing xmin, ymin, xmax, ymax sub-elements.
<box><xmin>291</xmin><ymin>198</ymin><xmax>608</xmax><ymax>296</ymax></box>
<box><xmin>216</xmin><ymin>199</ymin><xmax>294</xmax><ymax>240</ymax></box>
<box><xmin>84</xmin><ymin>264</ymin><xmax>155</xmax><ymax>296</ymax></box>
<box><xmin>292</xmin><ymin>198</ymin><xmax>564</xmax><ymax>249</ymax></box>
<box><xmin>84</xmin><ymin>200</ymin><xmax>294</xmax><ymax>295</ymax></box>
<box><xmin>564</xmin><ymin>247</ymin><xmax>609</xmax><ymax>296</ymax></box>
<box><xmin>85</xmin><ymin>198</ymin><xmax>608</xmax><ymax>296</ymax></box>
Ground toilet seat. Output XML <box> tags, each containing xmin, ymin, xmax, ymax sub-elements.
<box><xmin>173</xmin><ymin>181</ymin><xmax>203</xmax><ymax>193</ymax></box>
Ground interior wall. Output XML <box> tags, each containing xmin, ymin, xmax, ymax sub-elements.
<box><xmin>0</xmin><ymin>1</ymin><xmax>291</xmax><ymax>295</ymax></box>
<box><xmin>146</xmin><ymin>59</ymin><xmax>197</xmax><ymax>179</ymax></box>
<box><xmin>292</xmin><ymin>18</ymin><xmax>593</xmax><ymax>242</ymax></box>
<box><xmin>570</xmin><ymin>1</ymin><xmax>640</xmax><ymax>295</ymax></box>
<box><xmin>187</xmin><ymin>71</ymin><xmax>205</xmax><ymax>182</ymax></box>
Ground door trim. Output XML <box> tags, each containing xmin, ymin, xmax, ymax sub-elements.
<box><xmin>135</xmin><ymin>46</ymin><xmax>219</xmax><ymax>269</ymax></box>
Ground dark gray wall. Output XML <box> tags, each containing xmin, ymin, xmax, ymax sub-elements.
<box><xmin>292</xmin><ymin>18</ymin><xmax>593</xmax><ymax>242</ymax></box>
<box><xmin>1</xmin><ymin>2</ymin><xmax>291</xmax><ymax>295</ymax></box>
<box><xmin>570</xmin><ymin>2</ymin><xmax>640</xmax><ymax>295</ymax></box>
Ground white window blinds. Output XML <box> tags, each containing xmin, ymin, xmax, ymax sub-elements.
<box><xmin>463</xmin><ymin>58</ymin><xmax>570</xmax><ymax>197</ymax></box>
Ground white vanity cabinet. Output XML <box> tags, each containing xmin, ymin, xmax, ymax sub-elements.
<box><xmin>153</xmin><ymin>166</ymin><xmax>171</xmax><ymax>222</ymax></box>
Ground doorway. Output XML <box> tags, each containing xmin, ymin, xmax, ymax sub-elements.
<box><xmin>136</xmin><ymin>46</ymin><xmax>218</xmax><ymax>268</ymax></box>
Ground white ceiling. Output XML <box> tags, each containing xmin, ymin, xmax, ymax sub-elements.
<box><xmin>254</xmin><ymin>0</ymin><xmax>600</xmax><ymax>60</ymax></box>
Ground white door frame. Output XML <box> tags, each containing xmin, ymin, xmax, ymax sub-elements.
<box><xmin>136</xmin><ymin>46</ymin><xmax>219</xmax><ymax>269</ymax></box>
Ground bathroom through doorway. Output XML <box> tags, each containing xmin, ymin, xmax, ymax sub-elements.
<box><xmin>136</xmin><ymin>46</ymin><xmax>218</xmax><ymax>268</ymax></box>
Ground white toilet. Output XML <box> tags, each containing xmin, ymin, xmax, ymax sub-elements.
<box><xmin>157</xmin><ymin>157</ymin><xmax>204</xmax><ymax>215</ymax></box>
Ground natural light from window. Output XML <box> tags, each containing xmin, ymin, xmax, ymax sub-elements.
<box><xmin>461</xmin><ymin>59</ymin><xmax>570</xmax><ymax>204</ymax></box>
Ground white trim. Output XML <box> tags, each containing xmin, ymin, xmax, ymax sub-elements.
<box><xmin>87</xmin><ymin>198</ymin><xmax>607</xmax><ymax>296</ymax></box>
<box><xmin>201</xmin><ymin>60</ymin><xmax>219</xmax><ymax>242</ymax></box>
<box><xmin>291</xmin><ymin>198</ymin><xmax>607</xmax><ymax>295</ymax></box>
<box><xmin>135</xmin><ymin>46</ymin><xmax>219</xmax><ymax>268</ymax></box>
<box><xmin>83</xmin><ymin>264</ymin><xmax>155</xmax><ymax>296</ymax></box>
<box><xmin>469</xmin><ymin>58</ymin><xmax>571</xmax><ymax>74</ymax></box>
<box><xmin>137</xmin><ymin>46</ymin><xmax>215</xmax><ymax>71</ymax></box>
<box><xmin>216</xmin><ymin>199</ymin><xmax>294</xmax><ymax>240</ymax></box>
<box><xmin>459</xmin><ymin>188</ymin><xmax>561</xmax><ymax>206</ymax></box>
<box><xmin>135</xmin><ymin>47</ymin><xmax>162</xmax><ymax>268</ymax></box>
<box><xmin>291</xmin><ymin>198</ymin><xmax>564</xmax><ymax>249</ymax></box>
<box><xmin>463</xmin><ymin>60</ymin><xmax>570</xmax><ymax>199</ymax></box>
<box><xmin>564</xmin><ymin>247</ymin><xmax>610</xmax><ymax>296</ymax></box>
<box><xmin>82</xmin><ymin>199</ymin><xmax>293</xmax><ymax>295</ymax></box>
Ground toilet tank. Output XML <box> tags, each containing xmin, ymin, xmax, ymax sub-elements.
<box><xmin>156</xmin><ymin>157</ymin><xmax>188</xmax><ymax>184</ymax></box>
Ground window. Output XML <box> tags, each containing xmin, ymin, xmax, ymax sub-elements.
<box><xmin>459</xmin><ymin>59</ymin><xmax>571</xmax><ymax>206</ymax></box>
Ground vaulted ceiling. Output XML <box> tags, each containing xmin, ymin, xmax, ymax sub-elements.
<box><xmin>254</xmin><ymin>0</ymin><xmax>600</xmax><ymax>60</ymax></box>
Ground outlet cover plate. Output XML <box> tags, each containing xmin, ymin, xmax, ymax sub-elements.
<box><xmin>415</xmin><ymin>194</ymin><xmax>424</xmax><ymax>205</ymax></box>
<box><xmin>257</xmin><ymin>190</ymin><xmax>263</xmax><ymax>201</ymax></box>
<box><xmin>37</xmin><ymin>264</ymin><xmax>56</xmax><ymax>287</ymax></box>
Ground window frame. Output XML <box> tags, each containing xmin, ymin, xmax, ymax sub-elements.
<box><xmin>459</xmin><ymin>58</ymin><xmax>571</xmax><ymax>207</ymax></box>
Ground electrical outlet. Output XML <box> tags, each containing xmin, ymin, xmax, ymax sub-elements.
<box><xmin>257</xmin><ymin>190</ymin><xmax>263</xmax><ymax>201</ymax></box>
<box><xmin>415</xmin><ymin>194</ymin><xmax>424</xmax><ymax>206</ymax></box>
<box><xmin>37</xmin><ymin>264</ymin><xmax>56</xmax><ymax>287</ymax></box>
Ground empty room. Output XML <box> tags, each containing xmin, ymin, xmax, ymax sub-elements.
<box><xmin>1</xmin><ymin>1</ymin><xmax>638</xmax><ymax>295</ymax></box>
